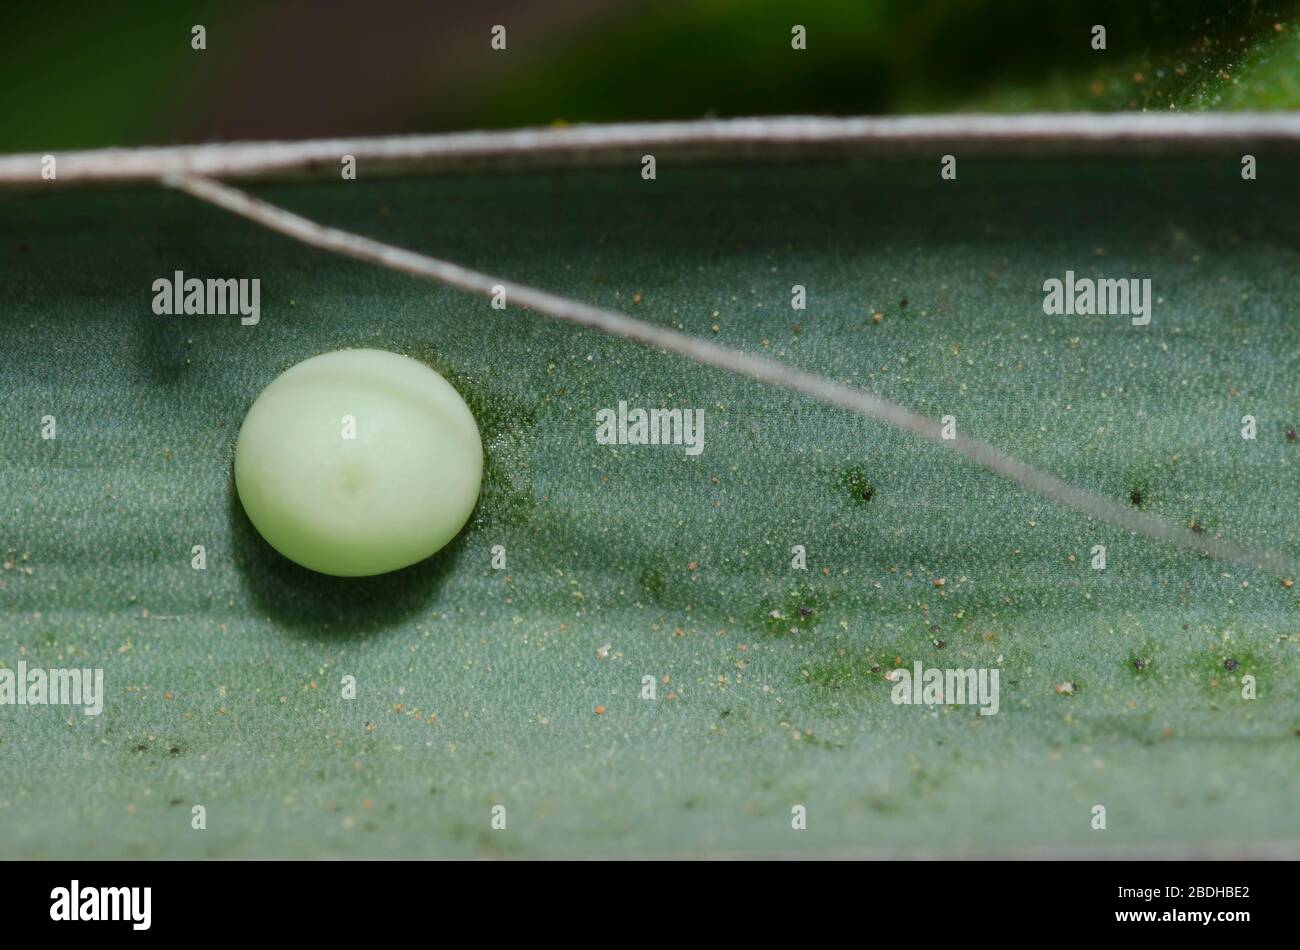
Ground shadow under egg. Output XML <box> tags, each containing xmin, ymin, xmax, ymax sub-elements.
<box><xmin>226</xmin><ymin>477</ymin><xmax>468</xmax><ymax>640</ymax></box>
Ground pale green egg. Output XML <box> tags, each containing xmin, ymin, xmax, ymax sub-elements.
<box><xmin>234</xmin><ymin>349</ymin><xmax>483</xmax><ymax>577</ymax></box>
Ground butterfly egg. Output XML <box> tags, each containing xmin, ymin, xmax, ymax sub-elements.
<box><xmin>234</xmin><ymin>348</ymin><xmax>482</xmax><ymax>577</ymax></box>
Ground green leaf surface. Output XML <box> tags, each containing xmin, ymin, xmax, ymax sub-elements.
<box><xmin>2</xmin><ymin>159</ymin><xmax>1298</xmax><ymax>857</ymax></box>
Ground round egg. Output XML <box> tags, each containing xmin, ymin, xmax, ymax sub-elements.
<box><xmin>234</xmin><ymin>349</ymin><xmax>482</xmax><ymax>576</ymax></box>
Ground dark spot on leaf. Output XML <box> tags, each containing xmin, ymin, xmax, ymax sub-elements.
<box><xmin>1129</xmin><ymin>487</ymin><xmax>1145</xmax><ymax>507</ymax></box>
<box><xmin>1128</xmin><ymin>644</ymin><xmax>1158</xmax><ymax>677</ymax></box>
<box><xmin>1286</xmin><ymin>427</ymin><xmax>1297</xmax><ymax>443</ymax></box>
<box><xmin>761</xmin><ymin>586</ymin><xmax>827</xmax><ymax>635</ymax></box>
<box><xmin>803</xmin><ymin>650</ymin><xmax>892</xmax><ymax>704</ymax></box>
<box><xmin>839</xmin><ymin>466</ymin><xmax>875</xmax><ymax>504</ymax></box>
<box><xmin>800</xmin><ymin>731</ymin><xmax>842</xmax><ymax>751</ymax></box>
<box><xmin>638</xmin><ymin>566</ymin><xmax>667</xmax><ymax>603</ymax></box>
<box><xmin>899</xmin><ymin>297</ymin><xmax>909</xmax><ymax>309</ymax></box>
<box><xmin>169</xmin><ymin>745</ymin><xmax>182</xmax><ymax>756</ymax></box>
<box><xmin>1223</xmin><ymin>658</ymin><xmax>1239</xmax><ymax>672</ymax></box>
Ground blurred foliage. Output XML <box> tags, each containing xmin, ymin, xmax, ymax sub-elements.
<box><xmin>470</xmin><ymin>0</ymin><xmax>1300</xmax><ymax>124</ymax></box>
<box><xmin>1</xmin><ymin>0</ymin><xmax>1297</xmax><ymax>153</ymax></box>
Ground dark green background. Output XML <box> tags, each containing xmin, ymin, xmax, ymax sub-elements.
<box><xmin>3</xmin><ymin>0</ymin><xmax>1299</xmax><ymax>153</ymax></box>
